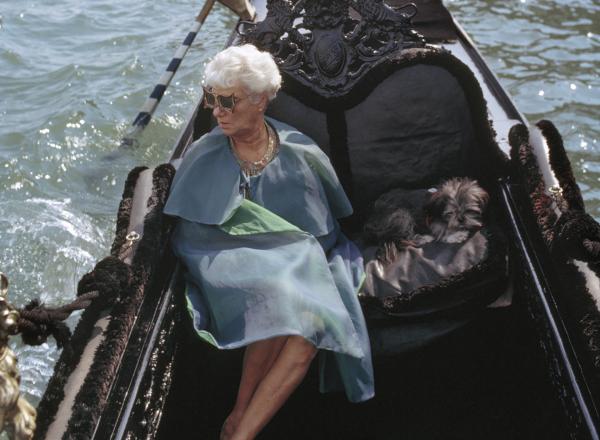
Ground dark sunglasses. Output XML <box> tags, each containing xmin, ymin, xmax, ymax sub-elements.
<box><xmin>202</xmin><ymin>86</ymin><xmax>243</xmax><ymax>112</ymax></box>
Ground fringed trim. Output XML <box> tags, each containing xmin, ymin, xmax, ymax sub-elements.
<box><xmin>552</xmin><ymin>258</ymin><xmax>600</xmax><ymax>395</ymax></box>
<box><xmin>110</xmin><ymin>166</ymin><xmax>148</xmax><ymax>257</ymax></box>
<box><xmin>33</xmin><ymin>164</ymin><xmax>175</xmax><ymax>440</ymax></box>
<box><xmin>508</xmin><ymin>121</ymin><xmax>600</xmax><ymax>262</ymax></box>
<box><xmin>76</xmin><ymin>256</ymin><xmax>132</xmax><ymax>304</ymax></box>
<box><xmin>33</xmin><ymin>257</ymin><xmax>132</xmax><ymax>439</ymax></box>
<box><xmin>509</xmin><ymin>121</ymin><xmax>600</xmax><ymax>399</ymax></box>
<box><xmin>360</xmin><ymin>227</ymin><xmax>508</xmax><ymax>318</ymax></box>
<box><xmin>538</xmin><ymin>120</ymin><xmax>586</xmax><ymax>212</ymax></box>
<box><xmin>509</xmin><ymin>123</ymin><xmax>558</xmax><ymax>243</ymax></box>
<box><xmin>32</xmin><ymin>257</ymin><xmax>129</xmax><ymax>439</ymax></box>
<box><xmin>550</xmin><ymin>210</ymin><xmax>600</xmax><ymax>396</ymax></box>
<box><xmin>62</xmin><ymin>164</ymin><xmax>175</xmax><ymax>440</ymax></box>
<box><xmin>552</xmin><ymin>211</ymin><xmax>600</xmax><ymax>263</ymax></box>
<box><xmin>537</xmin><ymin>118</ymin><xmax>600</xmax><ymax>259</ymax></box>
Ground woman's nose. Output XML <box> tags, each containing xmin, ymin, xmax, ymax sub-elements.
<box><xmin>213</xmin><ymin>106</ymin><xmax>225</xmax><ymax>118</ymax></box>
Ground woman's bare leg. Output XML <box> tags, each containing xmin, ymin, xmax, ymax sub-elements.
<box><xmin>230</xmin><ymin>335</ymin><xmax>318</xmax><ymax>440</ymax></box>
<box><xmin>220</xmin><ymin>336</ymin><xmax>288</xmax><ymax>440</ymax></box>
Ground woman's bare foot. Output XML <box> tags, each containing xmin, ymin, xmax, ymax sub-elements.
<box><xmin>220</xmin><ymin>410</ymin><xmax>243</xmax><ymax>440</ymax></box>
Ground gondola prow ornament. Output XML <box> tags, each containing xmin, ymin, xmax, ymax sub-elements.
<box><xmin>0</xmin><ymin>273</ymin><xmax>36</xmax><ymax>440</ymax></box>
<box><xmin>0</xmin><ymin>268</ymin><xmax>114</xmax><ymax>439</ymax></box>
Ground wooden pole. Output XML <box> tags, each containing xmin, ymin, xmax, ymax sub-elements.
<box><xmin>120</xmin><ymin>0</ymin><xmax>256</xmax><ymax>148</ymax></box>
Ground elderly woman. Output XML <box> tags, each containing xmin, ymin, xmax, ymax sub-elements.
<box><xmin>164</xmin><ymin>44</ymin><xmax>374</xmax><ymax>440</ymax></box>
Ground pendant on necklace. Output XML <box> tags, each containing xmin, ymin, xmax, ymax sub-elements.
<box><xmin>230</xmin><ymin>123</ymin><xmax>278</xmax><ymax>178</ymax></box>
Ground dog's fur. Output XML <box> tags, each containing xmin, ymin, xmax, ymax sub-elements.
<box><xmin>363</xmin><ymin>188</ymin><xmax>429</xmax><ymax>263</ymax></box>
<box><xmin>363</xmin><ymin>178</ymin><xmax>488</xmax><ymax>263</ymax></box>
<box><xmin>423</xmin><ymin>177</ymin><xmax>489</xmax><ymax>244</ymax></box>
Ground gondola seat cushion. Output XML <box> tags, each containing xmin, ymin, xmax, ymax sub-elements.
<box><xmin>360</xmin><ymin>230</ymin><xmax>490</xmax><ymax>299</ymax></box>
<box><xmin>268</xmin><ymin>63</ymin><xmax>478</xmax><ymax>221</ymax></box>
<box><xmin>266</xmin><ymin>53</ymin><xmax>509</xmax><ymax>352</ymax></box>
<box><xmin>355</xmin><ymin>182</ymin><xmax>508</xmax><ymax>323</ymax></box>
<box><xmin>344</xmin><ymin>64</ymin><xmax>476</xmax><ymax>213</ymax></box>
<box><xmin>359</xmin><ymin>226</ymin><xmax>508</xmax><ymax>318</ymax></box>
<box><xmin>357</xmin><ymin>222</ymin><xmax>508</xmax><ymax>355</ymax></box>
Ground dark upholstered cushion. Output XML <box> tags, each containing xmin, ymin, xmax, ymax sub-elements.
<box><xmin>267</xmin><ymin>92</ymin><xmax>331</xmax><ymax>156</ymax></box>
<box><xmin>267</xmin><ymin>64</ymin><xmax>475</xmax><ymax>218</ymax></box>
<box><xmin>345</xmin><ymin>64</ymin><xmax>474</xmax><ymax>213</ymax></box>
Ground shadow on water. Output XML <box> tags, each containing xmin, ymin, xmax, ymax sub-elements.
<box><xmin>77</xmin><ymin>144</ymin><xmax>142</xmax><ymax>193</ymax></box>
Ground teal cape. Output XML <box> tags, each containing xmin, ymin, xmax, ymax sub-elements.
<box><xmin>164</xmin><ymin>118</ymin><xmax>374</xmax><ymax>403</ymax></box>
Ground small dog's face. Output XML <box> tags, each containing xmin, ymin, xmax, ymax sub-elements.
<box><xmin>425</xmin><ymin>178</ymin><xmax>489</xmax><ymax>243</ymax></box>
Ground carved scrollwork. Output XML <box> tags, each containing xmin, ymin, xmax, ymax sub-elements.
<box><xmin>240</xmin><ymin>0</ymin><xmax>426</xmax><ymax>98</ymax></box>
<box><xmin>0</xmin><ymin>274</ymin><xmax>36</xmax><ymax>440</ymax></box>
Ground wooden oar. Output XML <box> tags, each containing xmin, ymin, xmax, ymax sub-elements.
<box><xmin>120</xmin><ymin>0</ymin><xmax>256</xmax><ymax>148</ymax></box>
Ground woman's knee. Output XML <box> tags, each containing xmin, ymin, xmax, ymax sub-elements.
<box><xmin>245</xmin><ymin>336</ymin><xmax>288</xmax><ymax>367</ymax></box>
<box><xmin>287</xmin><ymin>336</ymin><xmax>317</xmax><ymax>365</ymax></box>
<box><xmin>249</xmin><ymin>336</ymin><xmax>285</xmax><ymax>354</ymax></box>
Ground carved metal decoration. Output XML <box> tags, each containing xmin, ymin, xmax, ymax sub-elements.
<box><xmin>0</xmin><ymin>274</ymin><xmax>36</xmax><ymax>440</ymax></box>
<box><xmin>240</xmin><ymin>0</ymin><xmax>426</xmax><ymax>98</ymax></box>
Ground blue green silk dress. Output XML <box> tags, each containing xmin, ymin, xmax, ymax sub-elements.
<box><xmin>164</xmin><ymin>117</ymin><xmax>374</xmax><ymax>403</ymax></box>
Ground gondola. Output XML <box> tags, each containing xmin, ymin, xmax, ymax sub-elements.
<box><xmin>29</xmin><ymin>0</ymin><xmax>600</xmax><ymax>439</ymax></box>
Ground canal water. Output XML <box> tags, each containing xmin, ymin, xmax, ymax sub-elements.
<box><xmin>0</xmin><ymin>0</ymin><xmax>598</xmax><ymax>406</ymax></box>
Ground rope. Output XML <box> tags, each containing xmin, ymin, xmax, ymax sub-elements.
<box><xmin>16</xmin><ymin>256</ymin><xmax>132</xmax><ymax>348</ymax></box>
<box><xmin>76</xmin><ymin>256</ymin><xmax>131</xmax><ymax>305</ymax></box>
<box><xmin>17</xmin><ymin>293</ymin><xmax>98</xmax><ymax>348</ymax></box>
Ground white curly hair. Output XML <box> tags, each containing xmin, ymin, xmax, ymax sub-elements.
<box><xmin>204</xmin><ymin>44</ymin><xmax>282</xmax><ymax>101</ymax></box>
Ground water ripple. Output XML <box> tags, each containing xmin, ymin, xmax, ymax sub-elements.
<box><xmin>447</xmin><ymin>0</ymin><xmax>599</xmax><ymax>219</ymax></box>
<box><xmin>1</xmin><ymin>0</ymin><xmax>235</xmax><ymax>403</ymax></box>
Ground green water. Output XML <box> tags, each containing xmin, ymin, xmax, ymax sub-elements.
<box><xmin>0</xmin><ymin>0</ymin><xmax>598</xmax><ymax>405</ymax></box>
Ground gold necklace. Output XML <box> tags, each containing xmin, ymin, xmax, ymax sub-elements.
<box><xmin>229</xmin><ymin>123</ymin><xmax>278</xmax><ymax>177</ymax></box>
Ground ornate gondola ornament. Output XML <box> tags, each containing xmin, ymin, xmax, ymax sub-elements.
<box><xmin>0</xmin><ymin>273</ymin><xmax>36</xmax><ymax>440</ymax></box>
<box><xmin>119</xmin><ymin>230</ymin><xmax>142</xmax><ymax>260</ymax></box>
<box><xmin>0</xmin><ymin>273</ymin><xmax>98</xmax><ymax>439</ymax></box>
<box><xmin>548</xmin><ymin>184</ymin><xmax>568</xmax><ymax>212</ymax></box>
<box><xmin>239</xmin><ymin>0</ymin><xmax>427</xmax><ymax>98</ymax></box>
